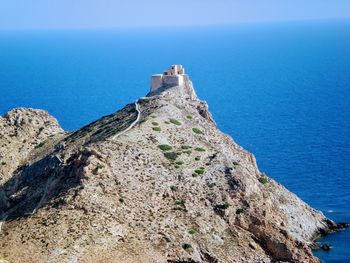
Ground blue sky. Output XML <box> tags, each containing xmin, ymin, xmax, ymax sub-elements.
<box><xmin>0</xmin><ymin>0</ymin><xmax>350</xmax><ymax>30</ymax></box>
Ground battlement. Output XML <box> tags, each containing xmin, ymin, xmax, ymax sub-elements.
<box><xmin>150</xmin><ymin>65</ymin><xmax>186</xmax><ymax>92</ymax></box>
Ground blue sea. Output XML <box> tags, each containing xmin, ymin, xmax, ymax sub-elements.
<box><xmin>0</xmin><ymin>20</ymin><xmax>349</xmax><ymax>262</ymax></box>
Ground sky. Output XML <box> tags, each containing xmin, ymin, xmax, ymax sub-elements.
<box><xmin>0</xmin><ymin>0</ymin><xmax>350</xmax><ymax>30</ymax></box>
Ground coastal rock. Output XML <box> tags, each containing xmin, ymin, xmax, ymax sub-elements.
<box><xmin>0</xmin><ymin>71</ymin><xmax>340</xmax><ymax>262</ymax></box>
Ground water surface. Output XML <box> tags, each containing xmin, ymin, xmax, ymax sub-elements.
<box><xmin>0</xmin><ymin>20</ymin><xmax>349</xmax><ymax>262</ymax></box>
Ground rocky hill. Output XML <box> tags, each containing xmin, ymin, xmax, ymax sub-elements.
<box><xmin>0</xmin><ymin>71</ymin><xmax>344</xmax><ymax>263</ymax></box>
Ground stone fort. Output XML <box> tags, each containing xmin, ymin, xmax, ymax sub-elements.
<box><xmin>150</xmin><ymin>65</ymin><xmax>187</xmax><ymax>92</ymax></box>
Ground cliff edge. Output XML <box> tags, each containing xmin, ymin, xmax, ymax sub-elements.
<box><xmin>0</xmin><ymin>66</ymin><xmax>343</xmax><ymax>262</ymax></box>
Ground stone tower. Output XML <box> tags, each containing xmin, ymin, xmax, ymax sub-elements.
<box><xmin>150</xmin><ymin>65</ymin><xmax>186</xmax><ymax>92</ymax></box>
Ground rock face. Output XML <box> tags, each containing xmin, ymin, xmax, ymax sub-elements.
<box><xmin>0</xmin><ymin>108</ymin><xmax>64</xmax><ymax>185</ymax></box>
<box><xmin>0</xmin><ymin>76</ymin><xmax>339</xmax><ymax>263</ymax></box>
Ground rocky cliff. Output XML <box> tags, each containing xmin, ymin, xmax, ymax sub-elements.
<box><xmin>0</xmin><ymin>76</ymin><xmax>343</xmax><ymax>263</ymax></box>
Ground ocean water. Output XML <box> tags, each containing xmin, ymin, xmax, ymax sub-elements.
<box><xmin>0</xmin><ymin>21</ymin><xmax>349</xmax><ymax>262</ymax></box>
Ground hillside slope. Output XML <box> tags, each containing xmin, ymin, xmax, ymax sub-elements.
<box><xmin>0</xmin><ymin>77</ymin><xmax>342</xmax><ymax>263</ymax></box>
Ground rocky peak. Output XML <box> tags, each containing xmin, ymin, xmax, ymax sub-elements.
<box><xmin>0</xmin><ymin>70</ymin><xmax>345</xmax><ymax>263</ymax></box>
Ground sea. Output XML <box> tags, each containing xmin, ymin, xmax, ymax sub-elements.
<box><xmin>0</xmin><ymin>20</ymin><xmax>349</xmax><ymax>262</ymax></box>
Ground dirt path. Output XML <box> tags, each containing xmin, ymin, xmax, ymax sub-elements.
<box><xmin>111</xmin><ymin>100</ymin><xmax>141</xmax><ymax>140</ymax></box>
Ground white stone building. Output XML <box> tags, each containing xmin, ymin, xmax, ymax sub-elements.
<box><xmin>150</xmin><ymin>65</ymin><xmax>186</xmax><ymax>92</ymax></box>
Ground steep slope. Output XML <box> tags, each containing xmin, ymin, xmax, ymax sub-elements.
<box><xmin>0</xmin><ymin>108</ymin><xmax>64</xmax><ymax>185</ymax></box>
<box><xmin>0</xmin><ymin>78</ymin><xmax>343</xmax><ymax>262</ymax></box>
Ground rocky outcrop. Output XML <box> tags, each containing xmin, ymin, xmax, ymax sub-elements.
<box><xmin>0</xmin><ymin>108</ymin><xmax>64</xmax><ymax>185</ymax></box>
<box><xmin>0</xmin><ymin>79</ymin><xmax>343</xmax><ymax>262</ymax></box>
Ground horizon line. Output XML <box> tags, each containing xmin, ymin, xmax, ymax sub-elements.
<box><xmin>0</xmin><ymin>17</ymin><xmax>349</xmax><ymax>33</ymax></box>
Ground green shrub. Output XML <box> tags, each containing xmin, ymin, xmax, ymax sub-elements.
<box><xmin>192</xmin><ymin>128</ymin><xmax>203</xmax><ymax>134</ymax></box>
<box><xmin>158</xmin><ymin>144</ymin><xmax>172</xmax><ymax>151</ymax></box>
<box><xmin>218</xmin><ymin>202</ymin><xmax>230</xmax><ymax>210</ymax></box>
<box><xmin>192</xmin><ymin>173</ymin><xmax>199</xmax><ymax>177</ymax></box>
<box><xmin>96</xmin><ymin>164</ymin><xmax>104</xmax><ymax>170</ymax></box>
<box><xmin>236</xmin><ymin>208</ymin><xmax>246</xmax><ymax>214</ymax></box>
<box><xmin>188</xmin><ymin>229</ymin><xmax>197</xmax><ymax>235</ymax></box>
<box><xmin>181</xmin><ymin>145</ymin><xmax>192</xmax><ymax>150</ymax></box>
<box><xmin>152</xmin><ymin>127</ymin><xmax>161</xmax><ymax>132</ymax></box>
<box><xmin>194</xmin><ymin>168</ymin><xmax>205</xmax><ymax>175</ymax></box>
<box><xmin>140</xmin><ymin>97</ymin><xmax>150</xmax><ymax>102</ymax></box>
<box><xmin>170</xmin><ymin>185</ymin><xmax>178</xmax><ymax>192</ymax></box>
<box><xmin>35</xmin><ymin>142</ymin><xmax>45</xmax><ymax>149</ymax></box>
<box><xmin>175</xmin><ymin>161</ymin><xmax>184</xmax><ymax>165</ymax></box>
<box><xmin>258</xmin><ymin>177</ymin><xmax>268</xmax><ymax>184</ymax></box>
<box><xmin>232</xmin><ymin>161</ymin><xmax>240</xmax><ymax>166</ymax></box>
<box><xmin>119</xmin><ymin>198</ymin><xmax>124</xmax><ymax>203</ymax></box>
<box><xmin>183</xmin><ymin>150</ymin><xmax>192</xmax><ymax>155</ymax></box>
<box><xmin>195</xmin><ymin>156</ymin><xmax>201</xmax><ymax>161</ymax></box>
<box><xmin>186</xmin><ymin>115</ymin><xmax>193</xmax><ymax>120</ymax></box>
<box><xmin>169</xmin><ymin>118</ymin><xmax>181</xmax><ymax>126</ymax></box>
<box><xmin>152</xmin><ymin>122</ymin><xmax>159</xmax><ymax>126</ymax></box>
<box><xmin>195</xmin><ymin>147</ymin><xmax>205</xmax><ymax>152</ymax></box>
<box><xmin>164</xmin><ymin>152</ymin><xmax>178</xmax><ymax>161</ymax></box>
<box><xmin>1</xmin><ymin>162</ymin><xmax>6</xmax><ymax>165</ymax></box>
<box><xmin>164</xmin><ymin>121</ymin><xmax>170</xmax><ymax>124</ymax></box>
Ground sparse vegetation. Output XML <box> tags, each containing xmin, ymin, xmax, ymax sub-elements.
<box><xmin>188</xmin><ymin>229</ymin><xmax>197</xmax><ymax>235</ymax></box>
<box><xmin>169</xmin><ymin>118</ymin><xmax>181</xmax><ymax>126</ymax></box>
<box><xmin>34</xmin><ymin>142</ymin><xmax>45</xmax><ymax>149</ymax></box>
<box><xmin>158</xmin><ymin>144</ymin><xmax>172</xmax><ymax>151</ymax></box>
<box><xmin>195</xmin><ymin>156</ymin><xmax>201</xmax><ymax>161</ymax></box>
<box><xmin>170</xmin><ymin>185</ymin><xmax>178</xmax><ymax>192</ymax></box>
<box><xmin>152</xmin><ymin>122</ymin><xmax>159</xmax><ymax>126</ymax></box>
<box><xmin>183</xmin><ymin>150</ymin><xmax>192</xmax><ymax>155</ymax></box>
<box><xmin>236</xmin><ymin>208</ymin><xmax>246</xmax><ymax>214</ymax></box>
<box><xmin>192</xmin><ymin>128</ymin><xmax>203</xmax><ymax>134</ymax></box>
<box><xmin>1</xmin><ymin>162</ymin><xmax>6</xmax><ymax>165</ymax></box>
<box><xmin>217</xmin><ymin>202</ymin><xmax>230</xmax><ymax>210</ymax></box>
<box><xmin>233</xmin><ymin>161</ymin><xmax>240</xmax><ymax>166</ymax></box>
<box><xmin>119</xmin><ymin>198</ymin><xmax>124</xmax><ymax>203</ymax></box>
<box><xmin>181</xmin><ymin>145</ymin><xmax>192</xmax><ymax>150</ymax></box>
<box><xmin>175</xmin><ymin>161</ymin><xmax>184</xmax><ymax>165</ymax></box>
<box><xmin>96</xmin><ymin>164</ymin><xmax>104</xmax><ymax>170</ymax></box>
<box><xmin>152</xmin><ymin>127</ymin><xmax>161</xmax><ymax>132</ymax></box>
<box><xmin>195</xmin><ymin>147</ymin><xmax>205</xmax><ymax>152</ymax></box>
<box><xmin>164</xmin><ymin>152</ymin><xmax>178</xmax><ymax>161</ymax></box>
<box><xmin>186</xmin><ymin>115</ymin><xmax>193</xmax><ymax>120</ymax></box>
<box><xmin>194</xmin><ymin>168</ymin><xmax>205</xmax><ymax>175</ymax></box>
<box><xmin>258</xmin><ymin>177</ymin><xmax>268</xmax><ymax>184</ymax></box>
<box><xmin>164</xmin><ymin>121</ymin><xmax>170</xmax><ymax>124</ymax></box>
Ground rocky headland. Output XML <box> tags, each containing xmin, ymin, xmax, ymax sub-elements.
<box><xmin>0</xmin><ymin>67</ymin><xmax>346</xmax><ymax>263</ymax></box>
